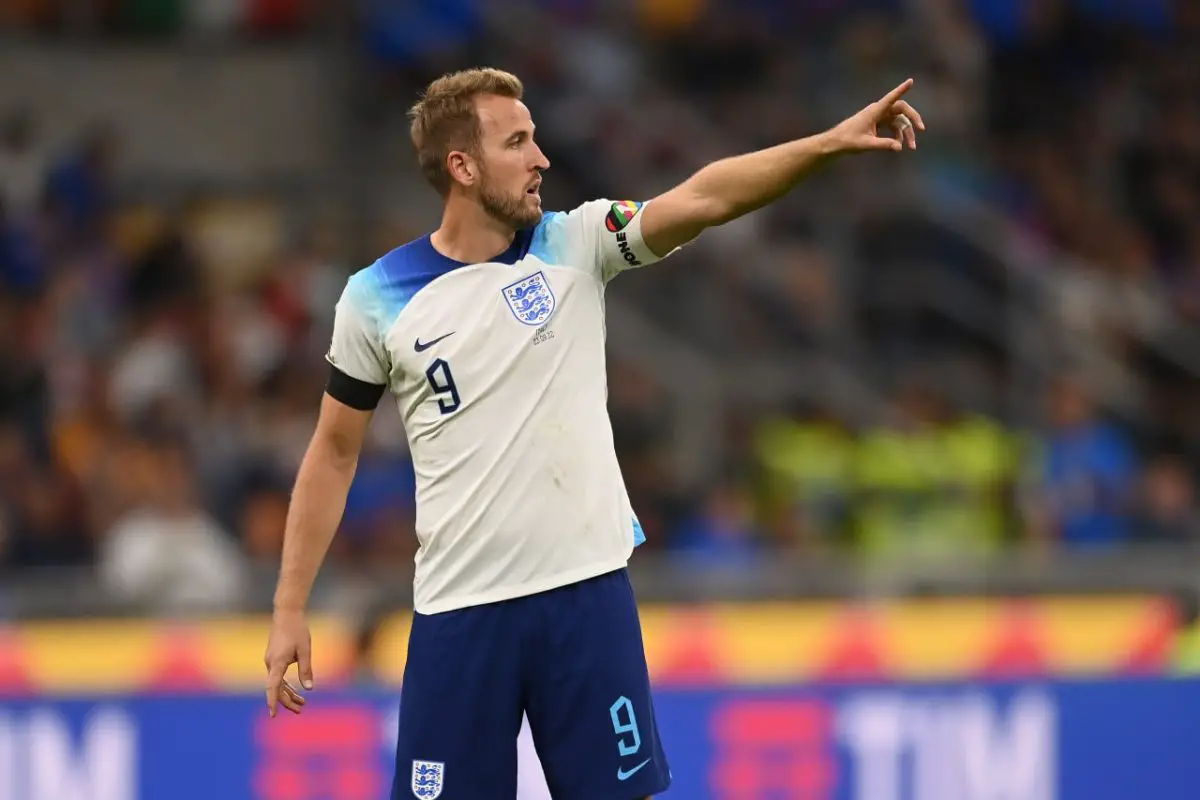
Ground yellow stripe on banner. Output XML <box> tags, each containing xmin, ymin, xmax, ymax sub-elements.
<box><xmin>714</xmin><ymin>602</ymin><xmax>844</xmax><ymax>683</ymax></box>
<box><xmin>1041</xmin><ymin>598</ymin><xmax>1167</xmax><ymax>674</ymax></box>
<box><xmin>1</xmin><ymin>594</ymin><xmax>1179</xmax><ymax>693</ymax></box>
<box><xmin>202</xmin><ymin>617</ymin><xmax>275</xmax><ymax>690</ymax></box>
<box><xmin>203</xmin><ymin>615</ymin><xmax>354</xmax><ymax>690</ymax></box>
<box><xmin>882</xmin><ymin>599</ymin><xmax>1002</xmax><ymax>680</ymax></box>
<box><xmin>640</xmin><ymin>605</ymin><xmax>714</xmax><ymax>683</ymax></box>
<box><xmin>23</xmin><ymin>620</ymin><xmax>163</xmax><ymax>693</ymax></box>
<box><xmin>370</xmin><ymin>613</ymin><xmax>414</xmax><ymax>684</ymax></box>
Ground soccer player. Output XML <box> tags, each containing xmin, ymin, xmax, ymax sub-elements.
<box><xmin>263</xmin><ymin>68</ymin><xmax>923</xmax><ymax>799</ymax></box>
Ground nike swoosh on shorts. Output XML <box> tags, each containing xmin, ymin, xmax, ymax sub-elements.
<box><xmin>617</xmin><ymin>758</ymin><xmax>651</xmax><ymax>781</ymax></box>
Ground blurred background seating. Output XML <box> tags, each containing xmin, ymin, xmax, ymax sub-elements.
<box><xmin>0</xmin><ymin>0</ymin><xmax>1197</xmax><ymax>620</ymax></box>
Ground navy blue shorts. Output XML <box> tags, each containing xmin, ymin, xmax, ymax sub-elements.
<box><xmin>392</xmin><ymin>568</ymin><xmax>671</xmax><ymax>800</ymax></box>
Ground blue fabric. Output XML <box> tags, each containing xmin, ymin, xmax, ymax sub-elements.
<box><xmin>1043</xmin><ymin>423</ymin><xmax>1137</xmax><ymax>546</ymax></box>
<box><xmin>0</xmin><ymin>221</ymin><xmax>44</xmax><ymax>293</ymax></box>
<box><xmin>969</xmin><ymin>0</ymin><xmax>1170</xmax><ymax>44</ymax></box>
<box><xmin>361</xmin><ymin>0</ymin><xmax>484</xmax><ymax>63</ymax></box>
<box><xmin>394</xmin><ymin>569</ymin><xmax>671</xmax><ymax>799</ymax></box>
<box><xmin>352</xmin><ymin>227</ymin><xmax>536</xmax><ymax>334</ymax></box>
<box><xmin>529</xmin><ymin>212</ymin><xmax>567</xmax><ymax>264</ymax></box>
<box><xmin>669</xmin><ymin>517</ymin><xmax>764</xmax><ymax>566</ymax></box>
<box><xmin>47</xmin><ymin>155</ymin><xmax>110</xmax><ymax>233</ymax></box>
<box><xmin>343</xmin><ymin>453</ymin><xmax>416</xmax><ymax>539</ymax></box>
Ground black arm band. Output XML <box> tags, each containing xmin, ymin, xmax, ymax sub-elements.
<box><xmin>326</xmin><ymin>364</ymin><xmax>386</xmax><ymax>411</ymax></box>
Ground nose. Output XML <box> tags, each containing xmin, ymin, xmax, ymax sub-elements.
<box><xmin>533</xmin><ymin>143</ymin><xmax>550</xmax><ymax>171</ymax></box>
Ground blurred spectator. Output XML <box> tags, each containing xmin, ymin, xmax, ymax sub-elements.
<box><xmin>52</xmin><ymin>364</ymin><xmax>118</xmax><ymax>498</ymax></box>
<box><xmin>106</xmin><ymin>309</ymin><xmax>200</xmax><ymax>429</ymax></box>
<box><xmin>1027</xmin><ymin>376</ymin><xmax>1138</xmax><ymax>547</ymax></box>
<box><xmin>0</xmin><ymin>424</ymin><xmax>23</xmax><ymax>551</ymax></box>
<box><xmin>123</xmin><ymin>214</ymin><xmax>203</xmax><ymax>318</ymax></box>
<box><xmin>0</xmin><ymin>112</ymin><xmax>48</xmax><ymax>293</ymax></box>
<box><xmin>45</xmin><ymin>124</ymin><xmax>118</xmax><ymax>245</ymax></box>
<box><xmin>608</xmin><ymin>360</ymin><xmax>672</xmax><ymax>455</ymax></box>
<box><xmin>1</xmin><ymin>466</ymin><xmax>92</xmax><ymax>568</ymax></box>
<box><xmin>237</xmin><ymin>476</ymin><xmax>291</xmax><ymax>562</ymax></box>
<box><xmin>265</xmin><ymin>225</ymin><xmax>347</xmax><ymax>343</ymax></box>
<box><xmin>0</xmin><ymin>291</ymin><xmax>53</xmax><ymax>460</ymax></box>
<box><xmin>754</xmin><ymin>402</ymin><xmax>854</xmax><ymax>550</ymax></box>
<box><xmin>1134</xmin><ymin>456</ymin><xmax>1199</xmax><ymax>545</ymax></box>
<box><xmin>750</xmin><ymin>241</ymin><xmax>845</xmax><ymax>349</ymax></box>
<box><xmin>669</xmin><ymin>481</ymin><xmax>765</xmax><ymax>566</ymax></box>
<box><xmin>1171</xmin><ymin>231</ymin><xmax>1200</xmax><ymax>324</ymax></box>
<box><xmin>0</xmin><ymin>0</ymin><xmax>1198</xmax><ymax>613</ymax></box>
<box><xmin>607</xmin><ymin>359</ymin><xmax>686</xmax><ymax>545</ymax></box>
<box><xmin>0</xmin><ymin>195</ymin><xmax>45</xmax><ymax>294</ymax></box>
<box><xmin>98</xmin><ymin>438</ymin><xmax>248</xmax><ymax>611</ymax></box>
<box><xmin>0</xmin><ymin>110</ymin><xmax>45</xmax><ymax>220</ymax></box>
<box><xmin>245</xmin><ymin>0</ymin><xmax>313</xmax><ymax>36</ymax></box>
<box><xmin>853</xmin><ymin>383</ymin><xmax>1014</xmax><ymax>560</ymax></box>
<box><xmin>339</xmin><ymin>428</ymin><xmax>417</xmax><ymax>566</ymax></box>
<box><xmin>1121</xmin><ymin>104</ymin><xmax>1200</xmax><ymax>265</ymax></box>
<box><xmin>360</xmin><ymin>0</ymin><xmax>484</xmax><ymax>66</ymax></box>
<box><xmin>0</xmin><ymin>422</ymin><xmax>92</xmax><ymax>570</ymax></box>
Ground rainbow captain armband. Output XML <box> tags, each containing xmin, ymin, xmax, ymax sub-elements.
<box><xmin>605</xmin><ymin>200</ymin><xmax>643</xmax><ymax>232</ymax></box>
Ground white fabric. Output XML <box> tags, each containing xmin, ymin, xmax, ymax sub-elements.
<box><xmin>327</xmin><ymin>200</ymin><xmax>677</xmax><ymax>613</ymax></box>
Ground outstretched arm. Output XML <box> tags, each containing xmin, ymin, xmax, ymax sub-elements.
<box><xmin>641</xmin><ymin>79</ymin><xmax>925</xmax><ymax>257</ymax></box>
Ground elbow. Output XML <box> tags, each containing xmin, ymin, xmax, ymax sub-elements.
<box><xmin>682</xmin><ymin>182</ymin><xmax>737</xmax><ymax>228</ymax></box>
<box><xmin>307</xmin><ymin>429</ymin><xmax>360</xmax><ymax>475</ymax></box>
<box><xmin>328</xmin><ymin>438</ymin><xmax>361</xmax><ymax>474</ymax></box>
<box><xmin>702</xmin><ymin>195</ymin><xmax>740</xmax><ymax>228</ymax></box>
<box><xmin>681</xmin><ymin>164</ymin><xmax>742</xmax><ymax>227</ymax></box>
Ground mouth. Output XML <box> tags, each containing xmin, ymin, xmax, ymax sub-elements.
<box><xmin>526</xmin><ymin>182</ymin><xmax>541</xmax><ymax>197</ymax></box>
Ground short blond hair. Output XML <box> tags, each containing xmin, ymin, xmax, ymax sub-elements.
<box><xmin>408</xmin><ymin>68</ymin><xmax>525</xmax><ymax>197</ymax></box>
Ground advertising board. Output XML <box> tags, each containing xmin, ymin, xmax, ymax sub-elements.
<box><xmin>1</xmin><ymin>678</ymin><xmax>1197</xmax><ymax>800</ymax></box>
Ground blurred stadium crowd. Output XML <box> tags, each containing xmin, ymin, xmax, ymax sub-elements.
<box><xmin>1</xmin><ymin>0</ymin><xmax>1199</xmax><ymax>612</ymax></box>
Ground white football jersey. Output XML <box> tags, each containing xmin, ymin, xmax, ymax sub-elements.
<box><xmin>327</xmin><ymin>199</ymin><xmax>677</xmax><ymax>613</ymax></box>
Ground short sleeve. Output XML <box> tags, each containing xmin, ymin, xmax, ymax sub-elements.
<box><xmin>326</xmin><ymin>272</ymin><xmax>390</xmax><ymax>387</ymax></box>
<box><xmin>544</xmin><ymin>199</ymin><xmax>682</xmax><ymax>283</ymax></box>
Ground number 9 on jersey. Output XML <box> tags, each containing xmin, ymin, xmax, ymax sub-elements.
<box><xmin>425</xmin><ymin>358</ymin><xmax>461</xmax><ymax>414</ymax></box>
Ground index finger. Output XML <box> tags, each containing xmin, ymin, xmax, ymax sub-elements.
<box><xmin>265</xmin><ymin>662</ymin><xmax>285</xmax><ymax>717</ymax></box>
<box><xmin>876</xmin><ymin>79</ymin><xmax>914</xmax><ymax>112</ymax></box>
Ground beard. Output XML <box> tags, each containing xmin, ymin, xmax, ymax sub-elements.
<box><xmin>479</xmin><ymin>171</ymin><xmax>542</xmax><ymax>229</ymax></box>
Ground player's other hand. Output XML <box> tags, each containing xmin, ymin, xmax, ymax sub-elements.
<box><xmin>264</xmin><ymin>608</ymin><xmax>313</xmax><ymax>717</ymax></box>
<box><xmin>826</xmin><ymin>78</ymin><xmax>925</xmax><ymax>154</ymax></box>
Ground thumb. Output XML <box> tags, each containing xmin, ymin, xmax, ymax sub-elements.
<box><xmin>861</xmin><ymin>135</ymin><xmax>902</xmax><ymax>152</ymax></box>
<box><xmin>297</xmin><ymin>641</ymin><xmax>315</xmax><ymax>690</ymax></box>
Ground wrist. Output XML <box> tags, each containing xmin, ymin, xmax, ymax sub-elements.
<box><xmin>811</xmin><ymin>128</ymin><xmax>845</xmax><ymax>158</ymax></box>
<box><xmin>273</xmin><ymin>599</ymin><xmax>307</xmax><ymax>615</ymax></box>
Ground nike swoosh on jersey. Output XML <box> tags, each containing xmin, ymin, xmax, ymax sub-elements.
<box><xmin>617</xmin><ymin>758</ymin><xmax>651</xmax><ymax>781</ymax></box>
<box><xmin>414</xmin><ymin>332</ymin><xmax>455</xmax><ymax>352</ymax></box>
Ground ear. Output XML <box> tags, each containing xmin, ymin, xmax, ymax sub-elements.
<box><xmin>446</xmin><ymin>150</ymin><xmax>477</xmax><ymax>188</ymax></box>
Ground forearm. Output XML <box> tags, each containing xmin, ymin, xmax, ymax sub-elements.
<box><xmin>683</xmin><ymin>131</ymin><xmax>839</xmax><ymax>226</ymax></box>
<box><xmin>273</xmin><ymin>442</ymin><xmax>358</xmax><ymax>612</ymax></box>
<box><xmin>643</xmin><ymin>80</ymin><xmax>919</xmax><ymax>255</ymax></box>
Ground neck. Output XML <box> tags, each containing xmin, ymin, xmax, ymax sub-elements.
<box><xmin>431</xmin><ymin>195</ymin><xmax>516</xmax><ymax>264</ymax></box>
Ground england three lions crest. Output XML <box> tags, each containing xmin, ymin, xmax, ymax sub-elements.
<box><xmin>502</xmin><ymin>271</ymin><xmax>556</xmax><ymax>326</ymax></box>
<box><xmin>411</xmin><ymin>760</ymin><xmax>444</xmax><ymax>799</ymax></box>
